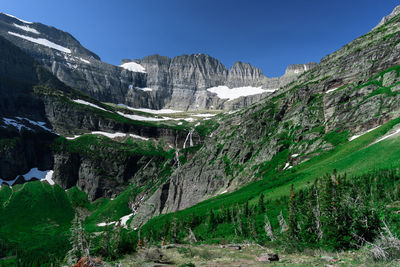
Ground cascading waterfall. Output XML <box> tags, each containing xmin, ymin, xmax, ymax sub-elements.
<box><xmin>175</xmin><ymin>149</ymin><xmax>181</xmax><ymax>168</ymax></box>
<box><xmin>183</xmin><ymin>129</ymin><xmax>194</xmax><ymax>149</ymax></box>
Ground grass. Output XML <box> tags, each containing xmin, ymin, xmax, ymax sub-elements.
<box><xmin>53</xmin><ymin>135</ymin><xmax>175</xmax><ymax>160</ymax></box>
<box><xmin>84</xmin><ymin>185</ymin><xmax>141</xmax><ymax>231</ymax></box>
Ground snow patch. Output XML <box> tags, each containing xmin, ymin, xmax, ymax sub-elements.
<box><xmin>3</xmin><ymin>13</ymin><xmax>33</xmax><ymax>24</ymax></box>
<box><xmin>117</xmin><ymin>112</ymin><xmax>169</xmax><ymax>122</ymax></box>
<box><xmin>2</xmin><ymin>117</ymin><xmax>54</xmax><ymax>133</ymax></box>
<box><xmin>291</xmin><ymin>154</ymin><xmax>299</xmax><ymax>158</ymax></box>
<box><xmin>120</xmin><ymin>62</ymin><xmax>146</xmax><ymax>73</ymax></box>
<box><xmin>129</xmin><ymin>134</ymin><xmax>149</xmax><ymax>141</ymax></box>
<box><xmin>136</xmin><ymin>87</ymin><xmax>153</xmax><ymax>92</ymax></box>
<box><xmin>283</xmin><ymin>162</ymin><xmax>291</xmax><ymax>170</ymax></box>
<box><xmin>117</xmin><ymin>104</ymin><xmax>181</xmax><ymax>114</ymax></box>
<box><xmin>66</xmin><ymin>135</ymin><xmax>81</xmax><ymax>140</ymax></box>
<box><xmin>8</xmin><ymin>31</ymin><xmax>71</xmax><ymax>53</ymax></box>
<box><xmin>16</xmin><ymin>117</ymin><xmax>55</xmax><ymax>133</ymax></box>
<box><xmin>73</xmin><ymin>99</ymin><xmax>107</xmax><ymax>111</ymax></box>
<box><xmin>97</xmin><ymin>222</ymin><xmax>116</xmax><ymax>227</ymax></box>
<box><xmin>326</xmin><ymin>87</ymin><xmax>339</xmax><ymax>94</ymax></box>
<box><xmin>192</xmin><ymin>113</ymin><xmax>216</xmax><ymax>117</ymax></box>
<box><xmin>219</xmin><ymin>189</ymin><xmax>228</xmax><ymax>195</ymax></box>
<box><xmin>13</xmin><ymin>23</ymin><xmax>39</xmax><ymax>34</ymax></box>
<box><xmin>0</xmin><ymin>168</ymin><xmax>53</xmax><ymax>187</ymax></box>
<box><xmin>2</xmin><ymin>118</ymin><xmax>31</xmax><ymax>131</ymax></box>
<box><xmin>349</xmin><ymin>126</ymin><xmax>379</xmax><ymax>141</ymax></box>
<box><xmin>92</xmin><ymin>131</ymin><xmax>126</xmax><ymax>139</ymax></box>
<box><xmin>373</xmin><ymin>128</ymin><xmax>400</xmax><ymax>144</ymax></box>
<box><xmin>43</xmin><ymin>170</ymin><xmax>54</xmax><ymax>185</ymax></box>
<box><xmin>66</xmin><ymin>132</ymin><xmax>149</xmax><ymax>141</ymax></box>
<box><xmin>120</xmin><ymin>213</ymin><xmax>134</xmax><ymax>228</ymax></box>
<box><xmin>207</xmin><ymin>86</ymin><xmax>275</xmax><ymax>101</ymax></box>
<box><xmin>79</xmin><ymin>58</ymin><xmax>90</xmax><ymax>64</ymax></box>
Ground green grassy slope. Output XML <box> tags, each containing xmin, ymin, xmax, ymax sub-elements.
<box><xmin>140</xmin><ymin>116</ymin><xmax>400</xmax><ymax>238</ymax></box>
<box><xmin>0</xmin><ymin>181</ymin><xmax>74</xmax><ymax>264</ymax></box>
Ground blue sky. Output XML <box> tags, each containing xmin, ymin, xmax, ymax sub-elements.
<box><xmin>2</xmin><ymin>0</ymin><xmax>399</xmax><ymax>76</ymax></box>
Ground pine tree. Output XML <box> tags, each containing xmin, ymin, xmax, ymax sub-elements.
<box><xmin>264</xmin><ymin>212</ymin><xmax>275</xmax><ymax>241</ymax></box>
<box><xmin>208</xmin><ymin>210</ymin><xmax>217</xmax><ymax>234</ymax></box>
<box><xmin>288</xmin><ymin>184</ymin><xmax>299</xmax><ymax>238</ymax></box>
<box><xmin>65</xmin><ymin>213</ymin><xmax>89</xmax><ymax>265</ymax></box>
<box><xmin>258</xmin><ymin>193</ymin><xmax>265</xmax><ymax>213</ymax></box>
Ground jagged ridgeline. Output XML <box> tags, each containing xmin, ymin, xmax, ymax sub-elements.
<box><xmin>0</xmin><ymin>12</ymin><xmax>315</xmax><ymax>111</ymax></box>
<box><xmin>2</xmin><ymin>4</ymin><xmax>400</xmax><ymax>266</ymax></box>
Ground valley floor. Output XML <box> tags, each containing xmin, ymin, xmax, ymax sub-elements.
<box><xmin>110</xmin><ymin>244</ymin><xmax>400</xmax><ymax>266</ymax></box>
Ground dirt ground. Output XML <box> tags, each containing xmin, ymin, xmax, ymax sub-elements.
<box><xmin>110</xmin><ymin>243</ymin><xmax>400</xmax><ymax>266</ymax></box>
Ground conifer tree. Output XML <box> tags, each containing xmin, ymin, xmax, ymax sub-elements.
<box><xmin>288</xmin><ymin>184</ymin><xmax>298</xmax><ymax>238</ymax></box>
<box><xmin>258</xmin><ymin>193</ymin><xmax>265</xmax><ymax>213</ymax></box>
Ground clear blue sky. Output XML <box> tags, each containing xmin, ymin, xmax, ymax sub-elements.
<box><xmin>2</xmin><ymin>0</ymin><xmax>399</xmax><ymax>77</ymax></box>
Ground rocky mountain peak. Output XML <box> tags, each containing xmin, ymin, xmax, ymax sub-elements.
<box><xmin>373</xmin><ymin>5</ymin><xmax>400</xmax><ymax>30</ymax></box>
<box><xmin>121</xmin><ymin>58</ymin><xmax>141</xmax><ymax>64</ymax></box>
<box><xmin>226</xmin><ymin>61</ymin><xmax>266</xmax><ymax>87</ymax></box>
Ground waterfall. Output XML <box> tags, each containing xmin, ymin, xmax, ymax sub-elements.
<box><xmin>189</xmin><ymin>130</ymin><xmax>194</xmax><ymax>147</ymax></box>
<box><xmin>183</xmin><ymin>129</ymin><xmax>194</xmax><ymax>149</ymax></box>
<box><xmin>175</xmin><ymin>149</ymin><xmax>181</xmax><ymax>168</ymax></box>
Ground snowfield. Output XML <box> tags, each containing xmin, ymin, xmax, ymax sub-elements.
<box><xmin>120</xmin><ymin>62</ymin><xmax>146</xmax><ymax>73</ymax></box>
<box><xmin>73</xmin><ymin>99</ymin><xmax>107</xmax><ymax>111</ymax></box>
<box><xmin>13</xmin><ymin>23</ymin><xmax>39</xmax><ymax>34</ymax></box>
<box><xmin>207</xmin><ymin>86</ymin><xmax>276</xmax><ymax>101</ymax></box>
<box><xmin>8</xmin><ymin>31</ymin><xmax>71</xmax><ymax>53</ymax></box>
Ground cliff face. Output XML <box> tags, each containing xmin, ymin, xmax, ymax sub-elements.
<box><xmin>0</xmin><ymin>35</ymin><xmax>198</xmax><ymax>200</ymax></box>
<box><xmin>226</xmin><ymin>61</ymin><xmax>266</xmax><ymax>88</ymax></box>
<box><xmin>135</xmin><ymin>54</ymin><xmax>315</xmax><ymax>110</ymax></box>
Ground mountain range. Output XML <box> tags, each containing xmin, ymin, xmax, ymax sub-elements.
<box><xmin>2</xmin><ymin>5</ymin><xmax>400</xmax><ymax>266</ymax></box>
<box><xmin>0</xmin><ymin>12</ymin><xmax>315</xmax><ymax>111</ymax></box>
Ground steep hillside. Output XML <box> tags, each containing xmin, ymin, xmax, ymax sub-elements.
<box><xmin>132</xmin><ymin>5</ymin><xmax>400</xmax><ymax>227</ymax></box>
